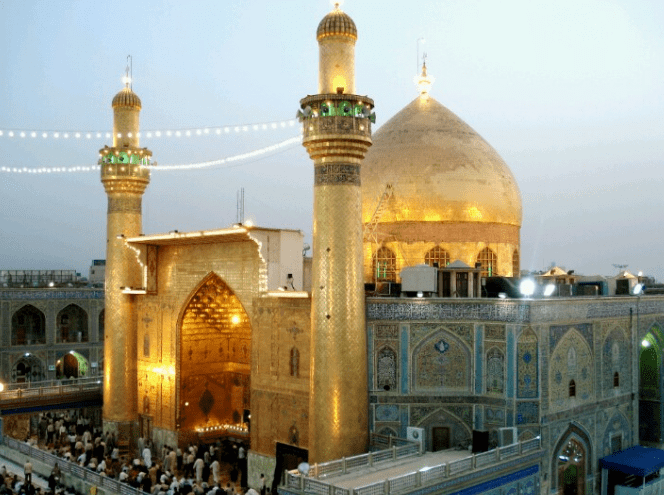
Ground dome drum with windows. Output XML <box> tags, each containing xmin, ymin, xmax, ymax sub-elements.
<box><xmin>362</xmin><ymin>63</ymin><xmax>522</xmax><ymax>283</ymax></box>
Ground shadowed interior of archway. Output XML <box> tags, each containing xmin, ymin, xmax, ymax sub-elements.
<box><xmin>179</xmin><ymin>274</ymin><xmax>251</xmax><ymax>433</ymax></box>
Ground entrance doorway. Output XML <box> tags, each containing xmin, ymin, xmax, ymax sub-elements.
<box><xmin>557</xmin><ymin>439</ymin><xmax>585</xmax><ymax>495</ymax></box>
<box><xmin>273</xmin><ymin>443</ymin><xmax>308</xmax><ymax>494</ymax></box>
<box><xmin>639</xmin><ymin>327</ymin><xmax>664</xmax><ymax>443</ymax></box>
<box><xmin>432</xmin><ymin>427</ymin><xmax>450</xmax><ymax>451</ymax></box>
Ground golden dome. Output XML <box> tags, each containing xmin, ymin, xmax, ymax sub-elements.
<box><xmin>112</xmin><ymin>87</ymin><xmax>142</xmax><ymax>109</ymax></box>
<box><xmin>362</xmin><ymin>95</ymin><xmax>522</xmax><ymax>228</ymax></box>
<box><xmin>317</xmin><ymin>5</ymin><xmax>357</xmax><ymax>41</ymax></box>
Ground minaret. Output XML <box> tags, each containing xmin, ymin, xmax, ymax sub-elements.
<box><xmin>99</xmin><ymin>74</ymin><xmax>152</xmax><ymax>445</ymax></box>
<box><xmin>299</xmin><ymin>4</ymin><xmax>375</xmax><ymax>463</ymax></box>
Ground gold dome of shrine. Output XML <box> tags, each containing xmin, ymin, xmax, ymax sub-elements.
<box><xmin>362</xmin><ymin>84</ymin><xmax>522</xmax><ymax>280</ymax></box>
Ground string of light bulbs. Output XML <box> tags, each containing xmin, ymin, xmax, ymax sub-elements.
<box><xmin>0</xmin><ymin>135</ymin><xmax>302</xmax><ymax>174</ymax></box>
<box><xmin>0</xmin><ymin>119</ymin><xmax>298</xmax><ymax>140</ymax></box>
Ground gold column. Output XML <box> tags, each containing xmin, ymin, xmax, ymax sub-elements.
<box><xmin>100</xmin><ymin>85</ymin><xmax>151</xmax><ymax>444</ymax></box>
<box><xmin>301</xmin><ymin>104</ymin><xmax>374</xmax><ymax>463</ymax></box>
<box><xmin>301</xmin><ymin>5</ymin><xmax>375</xmax><ymax>463</ymax></box>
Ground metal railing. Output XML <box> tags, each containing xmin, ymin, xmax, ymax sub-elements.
<box><xmin>1</xmin><ymin>436</ymin><xmax>143</xmax><ymax>495</ymax></box>
<box><xmin>312</xmin><ymin>444</ymin><xmax>420</xmax><ymax>479</ymax></box>
<box><xmin>284</xmin><ymin>437</ymin><xmax>541</xmax><ymax>495</ymax></box>
<box><xmin>0</xmin><ymin>377</ymin><xmax>102</xmax><ymax>402</ymax></box>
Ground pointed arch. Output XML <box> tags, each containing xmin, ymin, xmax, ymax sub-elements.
<box><xmin>11</xmin><ymin>304</ymin><xmax>45</xmax><ymax>345</ymax></box>
<box><xmin>416</xmin><ymin>407</ymin><xmax>473</xmax><ymax>451</ymax></box>
<box><xmin>603</xmin><ymin>326</ymin><xmax>629</xmax><ymax>394</ymax></box>
<box><xmin>177</xmin><ymin>272</ymin><xmax>252</xmax><ymax>433</ymax></box>
<box><xmin>373</xmin><ymin>246</ymin><xmax>397</xmax><ymax>282</ymax></box>
<box><xmin>551</xmin><ymin>422</ymin><xmax>592</xmax><ymax>494</ymax></box>
<box><xmin>11</xmin><ymin>353</ymin><xmax>45</xmax><ymax>383</ymax></box>
<box><xmin>55</xmin><ymin>351</ymin><xmax>89</xmax><ymax>379</ymax></box>
<box><xmin>57</xmin><ymin>304</ymin><xmax>88</xmax><ymax>343</ymax></box>
<box><xmin>425</xmin><ymin>246</ymin><xmax>450</xmax><ymax>268</ymax></box>
<box><xmin>550</xmin><ymin>328</ymin><xmax>593</xmax><ymax>406</ymax></box>
<box><xmin>603</xmin><ymin>411</ymin><xmax>630</xmax><ymax>456</ymax></box>
<box><xmin>476</xmin><ymin>247</ymin><xmax>497</xmax><ymax>277</ymax></box>
<box><xmin>486</xmin><ymin>346</ymin><xmax>505</xmax><ymax>394</ymax></box>
<box><xmin>517</xmin><ymin>328</ymin><xmax>538</xmax><ymax>398</ymax></box>
<box><xmin>639</xmin><ymin>324</ymin><xmax>664</xmax><ymax>443</ymax></box>
<box><xmin>376</xmin><ymin>345</ymin><xmax>397</xmax><ymax>392</ymax></box>
<box><xmin>377</xmin><ymin>426</ymin><xmax>398</xmax><ymax>438</ymax></box>
<box><xmin>412</xmin><ymin>328</ymin><xmax>471</xmax><ymax>392</ymax></box>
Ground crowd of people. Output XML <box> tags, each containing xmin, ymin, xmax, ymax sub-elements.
<box><xmin>6</xmin><ymin>410</ymin><xmax>269</xmax><ymax>495</ymax></box>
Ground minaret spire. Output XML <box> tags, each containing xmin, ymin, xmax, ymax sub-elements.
<box><xmin>99</xmin><ymin>68</ymin><xmax>152</xmax><ymax>450</ymax></box>
<box><xmin>300</xmin><ymin>4</ymin><xmax>374</xmax><ymax>463</ymax></box>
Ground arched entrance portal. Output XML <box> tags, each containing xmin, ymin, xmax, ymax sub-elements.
<box><xmin>639</xmin><ymin>326</ymin><xmax>664</xmax><ymax>443</ymax></box>
<box><xmin>56</xmin><ymin>351</ymin><xmax>90</xmax><ymax>379</ymax></box>
<box><xmin>11</xmin><ymin>354</ymin><xmax>45</xmax><ymax>383</ymax></box>
<box><xmin>558</xmin><ymin>439</ymin><xmax>585</xmax><ymax>495</ymax></box>
<box><xmin>178</xmin><ymin>273</ymin><xmax>251</xmax><ymax>436</ymax></box>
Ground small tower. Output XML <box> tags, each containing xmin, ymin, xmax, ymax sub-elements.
<box><xmin>99</xmin><ymin>75</ymin><xmax>152</xmax><ymax>446</ymax></box>
<box><xmin>299</xmin><ymin>4</ymin><xmax>375</xmax><ymax>463</ymax></box>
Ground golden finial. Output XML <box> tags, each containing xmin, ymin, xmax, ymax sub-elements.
<box><xmin>414</xmin><ymin>54</ymin><xmax>434</xmax><ymax>96</ymax></box>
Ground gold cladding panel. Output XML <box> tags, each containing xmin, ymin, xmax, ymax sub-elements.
<box><xmin>318</xmin><ymin>38</ymin><xmax>355</xmax><ymax>95</ymax></box>
<box><xmin>133</xmin><ymin>241</ymin><xmax>262</xmax><ymax>438</ymax></box>
<box><xmin>251</xmin><ymin>297</ymin><xmax>311</xmax><ymax>456</ymax></box>
<box><xmin>103</xmin><ymin>201</ymin><xmax>144</xmax><ymax>424</ymax></box>
<box><xmin>310</xmin><ymin>183</ymin><xmax>367</xmax><ymax>462</ymax></box>
<box><xmin>113</xmin><ymin>107</ymin><xmax>140</xmax><ymax>148</ymax></box>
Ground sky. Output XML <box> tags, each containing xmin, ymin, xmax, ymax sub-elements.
<box><xmin>1</xmin><ymin>0</ymin><xmax>663</xmax><ymax>281</ymax></box>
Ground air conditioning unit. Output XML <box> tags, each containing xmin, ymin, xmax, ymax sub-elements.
<box><xmin>499</xmin><ymin>427</ymin><xmax>518</xmax><ymax>447</ymax></box>
<box><xmin>407</xmin><ymin>427</ymin><xmax>425</xmax><ymax>453</ymax></box>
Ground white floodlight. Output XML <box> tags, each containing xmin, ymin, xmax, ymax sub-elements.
<box><xmin>543</xmin><ymin>284</ymin><xmax>555</xmax><ymax>297</ymax></box>
<box><xmin>519</xmin><ymin>279</ymin><xmax>535</xmax><ymax>297</ymax></box>
<box><xmin>633</xmin><ymin>283</ymin><xmax>644</xmax><ymax>295</ymax></box>
<box><xmin>642</xmin><ymin>339</ymin><xmax>651</xmax><ymax>348</ymax></box>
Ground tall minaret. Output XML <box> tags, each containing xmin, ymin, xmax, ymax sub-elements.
<box><xmin>299</xmin><ymin>4</ymin><xmax>375</xmax><ymax>463</ymax></box>
<box><xmin>99</xmin><ymin>74</ymin><xmax>151</xmax><ymax>445</ymax></box>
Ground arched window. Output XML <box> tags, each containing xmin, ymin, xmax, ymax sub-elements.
<box><xmin>512</xmin><ymin>249</ymin><xmax>520</xmax><ymax>277</ymax></box>
<box><xmin>143</xmin><ymin>334</ymin><xmax>150</xmax><ymax>357</ymax></box>
<box><xmin>613</xmin><ymin>372</ymin><xmax>619</xmax><ymax>388</ymax></box>
<box><xmin>57</xmin><ymin>304</ymin><xmax>88</xmax><ymax>343</ymax></box>
<box><xmin>425</xmin><ymin>246</ymin><xmax>450</xmax><ymax>268</ymax></box>
<box><xmin>569</xmin><ymin>379</ymin><xmax>576</xmax><ymax>397</ymax></box>
<box><xmin>377</xmin><ymin>347</ymin><xmax>397</xmax><ymax>391</ymax></box>
<box><xmin>486</xmin><ymin>348</ymin><xmax>505</xmax><ymax>394</ymax></box>
<box><xmin>11</xmin><ymin>305</ymin><xmax>46</xmax><ymax>345</ymax></box>
<box><xmin>290</xmin><ymin>347</ymin><xmax>300</xmax><ymax>377</ymax></box>
<box><xmin>476</xmin><ymin>248</ymin><xmax>497</xmax><ymax>278</ymax></box>
<box><xmin>373</xmin><ymin>246</ymin><xmax>397</xmax><ymax>282</ymax></box>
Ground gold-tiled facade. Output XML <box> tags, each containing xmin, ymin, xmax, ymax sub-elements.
<box><xmin>250</xmin><ymin>296</ymin><xmax>311</xmax><ymax>456</ymax></box>
<box><xmin>131</xmin><ymin>235</ymin><xmax>263</xmax><ymax>447</ymax></box>
<box><xmin>362</xmin><ymin>94</ymin><xmax>522</xmax><ymax>280</ymax></box>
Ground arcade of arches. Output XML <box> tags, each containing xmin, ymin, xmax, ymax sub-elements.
<box><xmin>369</xmin><ymin>245</ymin><xmax>516</xmax><ymax>282</ymax></box>
<box><xmin>178</xmin><ymin>274</ymin><xmax>251</xmax><ymax>434</ymax></box>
